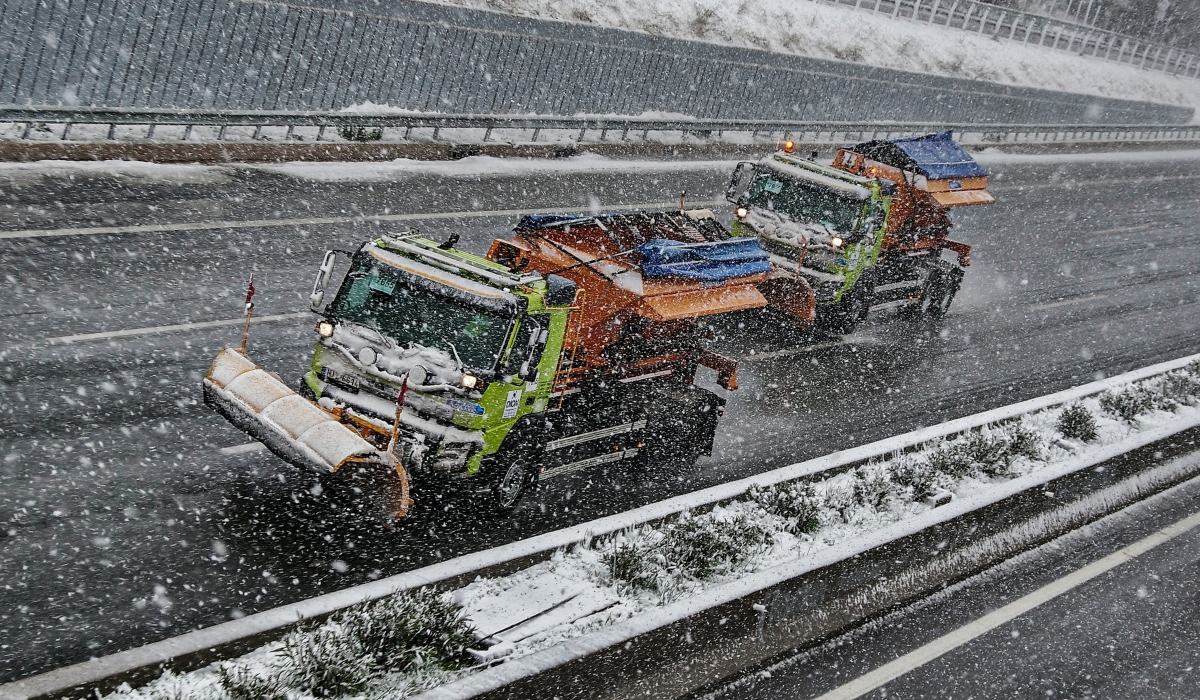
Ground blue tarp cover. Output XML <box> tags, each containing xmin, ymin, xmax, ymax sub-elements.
<box><xmin>864</xmin><ymin>131</ymin><xmax>988</xmax><ymax>180</ymax></box>
<box><xmin>637</xmin><ymin>238</ymin><xmax>771</xmax><ymax>282</ymax></box>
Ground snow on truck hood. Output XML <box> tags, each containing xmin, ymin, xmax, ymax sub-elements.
<box><xmin>762</xmin><ymin>158</ymin><xmax>872</xmax><ymax>200</ymax></box>
<box><xmin>328</xmin><ymin>323</ymin><xmax>462</xmax><ymax>387</ymax></box>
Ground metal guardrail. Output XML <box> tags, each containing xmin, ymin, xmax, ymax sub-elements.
<box><xmin>4</xmin><ymin>107</ymin><xmax>1199</xmax><ymax>146</ymax></box>
<box><xmin>814</xmin><ymin>0</ymin><xmax>1200</xmax><ymax>77</ymax></box>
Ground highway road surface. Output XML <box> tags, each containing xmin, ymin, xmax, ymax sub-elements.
<box><xmin>1</xmin><ymin>150</ymin><xmax>1198</xmax><ymax>682</ymax></box>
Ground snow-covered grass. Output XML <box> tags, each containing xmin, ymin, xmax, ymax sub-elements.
<box><xmin>0</xmin><ymin>159</ymin><xmax>230</xmax><ymax>185</ymax></box>
<box><xmin>429</xmin><ymin>0</ymin><xmax>1200</xmax><ymax>116</ymax></box>
<box><xmin>251</xmin><ymin>153</ymin><xmax>734</xmax><ymax>181</ymax></box>
<box><xmin>109</xmin><ymin>360</ymin><xmax>1200</xmax><ymax>700</ymax></box>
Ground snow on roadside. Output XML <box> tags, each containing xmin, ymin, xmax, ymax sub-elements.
<box><xmin>972</xmin><ymin>146</ymin><xmax>1200</xmax><ymax>165</ymax></box>
<box><xmin>428</xmin><ymin>0</ymin><xmax>1200</xmax><ymax>115</ymax></box>
<box><xmin>0</xmin><ymin>159</ymin><xmax>231</xmax><ymax>185</ymax></box>
<box><xmin>5</xmin><ymin>148</ymin><xmax>1200</xmax><ymax>187</ymax></box>
<box><xmin>109</xmin><ymin>361</ymin><xmax>1200</xmax><ymax>700</ymax></box>
<box><xmin>249</xmin><ymin>154</ymin><xmax>733</xmax><ymax>181</ymax></box>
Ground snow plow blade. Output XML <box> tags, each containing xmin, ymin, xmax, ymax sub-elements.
<box><xmin>204</xmin><ymin>348</ymin><xmax>411</xmax><ymax>519</ymax></box>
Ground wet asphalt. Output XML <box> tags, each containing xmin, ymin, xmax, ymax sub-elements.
<box><xmin>704</xmin><ymin>455</ymin><xmax>1200</xmax><ymax>700</ymax></box>
<box><xmin>1</xmin><ymin>152</ymin><xmax>1198</xmax><ymax>682</ymax></box>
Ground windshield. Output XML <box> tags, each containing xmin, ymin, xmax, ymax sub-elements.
<box><xmin>747</xmin><ymin>173</ymin><xmax>871</xmax><ymax>237</ymax></box>
<box><xmin>328</xmin><ymin>259</ymin><xmax>513</xmax><ymax>371</ymax></box>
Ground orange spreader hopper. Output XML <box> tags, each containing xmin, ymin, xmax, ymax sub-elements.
<box><xmin>487</xmin><ymin>209</ymin><xmax>771</xmax><ymax>388</ymax></box>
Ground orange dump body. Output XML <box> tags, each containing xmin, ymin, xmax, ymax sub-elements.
<box><xmin>487</xmin><ymin>210</ymin><xmax>769</xmax><ymax>390</ymax></box>
<box><xmin>834</xmin><ymin>145</ymin><xmax>993</xmax><ymax>265</ymax></box>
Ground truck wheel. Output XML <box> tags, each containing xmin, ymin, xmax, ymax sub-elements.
<box><xmin>817</xmin><ymin>275</ymin><xmax>873</xmax><ymax>335</ymax></box>
<box><xmin>925</xmin><ymin>267</ymin><xmax>964</xmax><ymax>319</ymax></box>
<box><xmin>489</xmin><ymin>455</ymin><xmax>534</xmax><ymax>513</ymax></box>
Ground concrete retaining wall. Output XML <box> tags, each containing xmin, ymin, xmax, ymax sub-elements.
<box><xmin>0</xmin><ymin>0</ymin><xmax>1190</xmax><ymax>124</ymax></box>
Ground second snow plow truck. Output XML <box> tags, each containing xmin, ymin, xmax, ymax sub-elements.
<box><xmin>726</xmin><ymin>131</ymin><xmax>993</xmax><ymax>333</ymax></box>
<box><xmin>203</xmin><ymin>210</ymin><xmax>770</xmax><ymax>519</ymax></box>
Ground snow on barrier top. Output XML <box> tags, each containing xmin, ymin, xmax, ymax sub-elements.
<box><xmin>4</xmin><ymin>351</ymin><xmax>1200</xmax><ymax>700</ymax></box>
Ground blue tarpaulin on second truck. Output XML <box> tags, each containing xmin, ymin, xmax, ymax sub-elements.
<box><xmin>637</xmin><ymin>238</ymin><xmax>771</xmax><ymax>282</ymax></box>
<box><xmin>853</xmin><ymin>131</ymin><xmax>989</xmax><ymax>180</ymax></box>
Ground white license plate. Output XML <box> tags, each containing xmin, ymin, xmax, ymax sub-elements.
<box><xmin>324</xmin><ymin>368</ymin><xmax>360</xmax><ymax>389</ymax></box>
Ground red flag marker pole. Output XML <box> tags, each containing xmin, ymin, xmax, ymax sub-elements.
<box><xmin>239</xmin><ymin>273</ymin><xmax>255</xmax><ymax>354</ymax></box>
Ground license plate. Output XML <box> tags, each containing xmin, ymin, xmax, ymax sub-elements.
<box><xmin>323</xmin><ymin>368</ymin><xmax>360</xmax><ymax>389</ymax></box>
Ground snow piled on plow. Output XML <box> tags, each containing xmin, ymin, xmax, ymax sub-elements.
<box><xmin>431</xmin><ymin>0</ymin><xmax>1200</xmax><ymax>115</ymax></box>
<box><xmin>107</xmin><ymin>361</ymin><xmax>1200</xmax><ymax>700</ymax></box>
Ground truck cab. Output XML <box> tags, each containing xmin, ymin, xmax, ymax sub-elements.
<box><xmin>727</xmin><ymin>133</ymin><xmax>991</xmax><ymax>333</ymax></box>
<box><xmin>304</xmin><ymin>233</ymin><xmax>575</xmax><ymax>509</ymax></box>
<box><xmin>728</xmin><ymin>152</ymin><xmax>893</xmax><ymax>331</ymax></box>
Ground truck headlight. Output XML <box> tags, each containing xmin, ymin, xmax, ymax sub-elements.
<box><xmin>830</xmin><ymin>236</ymin><xmax>844</xmax><ymax>248</ymax></box>
<box><xmin>317</xmin><ymin>321</ymin><xmax>334</xmax><ymax>337</ymax></box>
<box><xmin>460</xmin><ymin>373</ymin><xmax>479</xmax><ymax>389</ymax></box>
<box><xmin>736</xmin><ymin>207</ymin><xmax>748</xmax><ymax>219</ymax></box>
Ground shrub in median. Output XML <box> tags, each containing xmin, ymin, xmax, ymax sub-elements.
<box><xmin>217</xmin><ymin>663</ymin><xmax>288</xmax><ymax>700</ymax></box>
<box><xmin>338</xmin><ymin>125</ymin><xmax>383</xmax><ymax>142</ymax></box>
<box><xmin>273</xmin><ymin>588</ymin><xmax>473</xmax><ymax>698</ymax></box>
<box><xmin>925</xmin><ymin>443</ymin><xmax>973</xmax><ymax>479</ymax></box>
<box><xmin>600</xmin><ymin>538</ymin><xmax>659</xmax><ymax>591</ymax></box>
<box><xmin>1057</xmin><ymin>403</ymin><xmax>1099</xmax><ymax>442</ymax></box>
<box><xmin>661</xmin><ymin>513</ymin><xmax>769</xmax><ymax>580</ymax></box>
<box><xmin>1157</xmin><ymin>371</ymin><xmax>1200</xmax><ymax>409</ymax></box>
<box><xmin>852</xmin><ymin>466</ymin><xmax>895</xmax><ymax>510</ymax></box>
<box><xmin>750</xmin><ymin>482</ymin><xmax>821</xmax><ymax>533</ymax></box>
<box><xmin>889</xmin><ymin>454</ymin><xmax>937</xmax><ymax>500</ymax></box>
<box><xmin>1099</xmin><ymin>386</ymin><xmax>1156</xmax><ymax>422</ymax></box>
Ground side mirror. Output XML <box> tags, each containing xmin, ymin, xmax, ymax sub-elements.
<box><xmin>517</xmin><ymin>325</ymin><xmax>548</xmax><ymax>382</ymax></box>
<box><xmin>726</xmin><ymin>162</ymin><xmax>756</xmax><ymax>203</ymax></box>
<box><xmin>309</xmin><ymin>250</ymin><xmax>338</xmax><ymax>311</ymax></box>
<box><xmin>545</xmin><ymin>274</ymin><xmax>577</xmax><ymax>306</ymax></box>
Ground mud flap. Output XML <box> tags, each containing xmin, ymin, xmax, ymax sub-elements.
<box><xmin>757</xmin><ymin>270</ymin><xmax>816</xmax><ymax>326</ymax></box>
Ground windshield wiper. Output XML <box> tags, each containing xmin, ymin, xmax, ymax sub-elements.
<box><xmin>430</xmin><ymin>332</ymin><xmax>464</xmax><ymax>371</ymax></box>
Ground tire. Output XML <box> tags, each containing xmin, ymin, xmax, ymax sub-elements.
<box><xmin>488</xmin><ymin>453</ymin><xmax>535</xmax><ymax>514</ymax></box>
<box><xmin>925</xmin><ymin>266</ymin><xmax>964</xmax><ymax>319</ymax></box>
<box><xmin>816</xmin><ymin>274</ymin><xmax>874</xmax><ymax>335</ymax></box>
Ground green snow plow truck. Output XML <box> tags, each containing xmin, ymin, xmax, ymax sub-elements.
<box><xmin>204</xmin><ymin>213</ymin><xmax>769</xmax><ymax>519</ymax></box>
<box><xmin>726</xmin><ymin>132</ymin><xmax>993</xmax><ymax>333</ymax></box>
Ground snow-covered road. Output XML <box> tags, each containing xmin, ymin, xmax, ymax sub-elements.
<box><xmin>1</xmin><ymin>150</ymin><xmax>1199</xmax><ymax>682</ymax></box>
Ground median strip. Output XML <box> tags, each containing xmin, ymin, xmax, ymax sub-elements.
<box><xmin>4</xmin><ymin>353</ymin><xmax>1199</xmax><ymax>700</ymax></box>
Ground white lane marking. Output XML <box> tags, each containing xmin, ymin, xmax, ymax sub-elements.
<box><xmin>1091</xmin><ymin>223</ymin><xmax>1157</xmax><ymax>236</ymax></box>
<box><xmin>1028</xmin><ymin>294</ymin><xmax>1106</xmax><ymax>312</ymax></box>
<box><xmin>219</xmin><ymin>442</ymin><xmax>267</xmax><ymax>456</ymax></box>
<box><xmin>0</xmin><ymin>200</ymin><xmax>723</xmax><ymax>240</ymax></box>
<box><xmin>741</xmin><ymin>337</ymin><xmax>878</xmax><ymax>363</ymax></box>
<box><xmin>45</xmin><ymin>312</ymin><xmax>309</xmax><ymax>345</ymax></box>
<box><xmin>811</xmin><ymin>508</ymin><xmax>1200</xmax><ymax>700</ymax></box>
